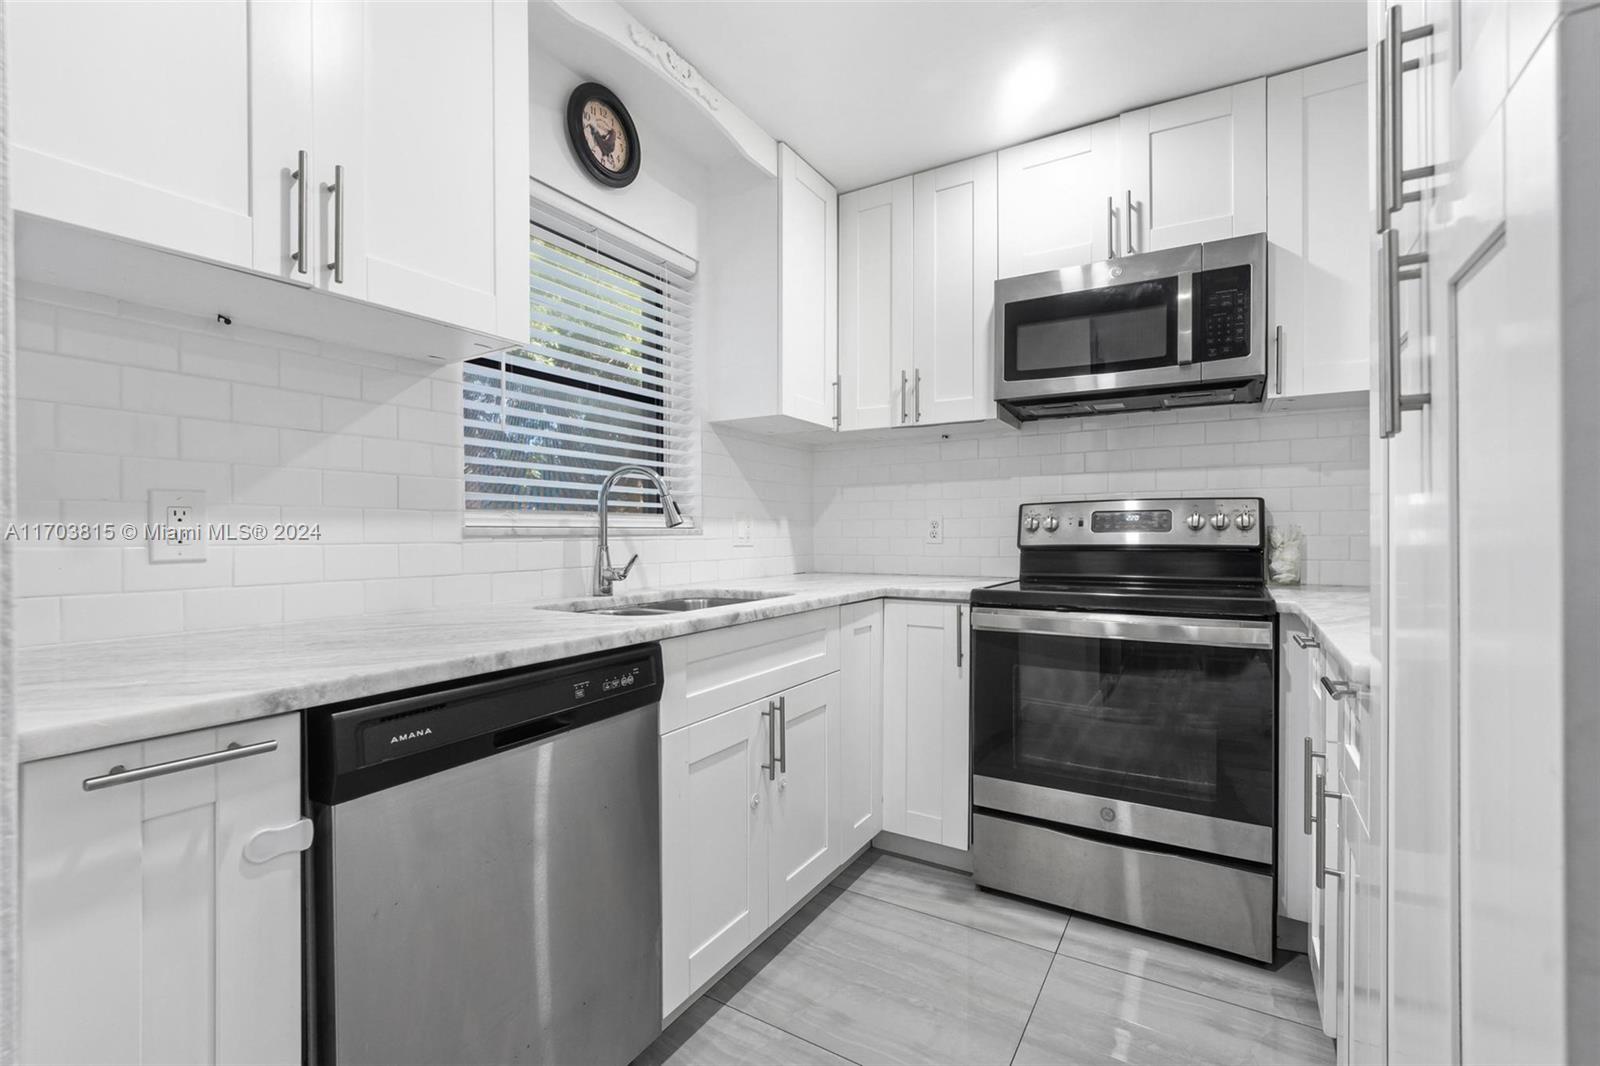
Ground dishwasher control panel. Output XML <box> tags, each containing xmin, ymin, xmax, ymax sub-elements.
<box><xmin>308</xmin><ymin>644</ymin><xmax>663</xmax><ymax>804</ymax></box>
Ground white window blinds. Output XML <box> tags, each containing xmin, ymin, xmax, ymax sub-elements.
<box><xmin>464</xmin><ymin>203</ymin><xmax>697</xmax><ymax>527</ymax></box>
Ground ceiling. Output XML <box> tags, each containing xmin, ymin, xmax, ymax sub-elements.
<box><xmin>617</xmin><ymin>0</ymin><xmax>1366</xmax><ymax>190</ymax></box>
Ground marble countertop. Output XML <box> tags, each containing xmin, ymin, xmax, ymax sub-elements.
<box><xmin>1270</xmin><ymin>584</ymin><xmax>1374</xmax><ymax>681</ymax></box>
<box><xmin>16</xmin><ymin>573</ymin><xmax>994</xmax><ymax>762</ymax></box>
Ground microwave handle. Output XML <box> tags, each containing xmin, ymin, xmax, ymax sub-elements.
<box><xmin>1176</xmin><ymin>272</ymin><xmax>1194</xmax><ymax>365</ymax></box>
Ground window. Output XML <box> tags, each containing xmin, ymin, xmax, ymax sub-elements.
<box><xmin>464</xmin><ymin>202</ymin><xmax>696</xmax><ymax>529</ymax></box>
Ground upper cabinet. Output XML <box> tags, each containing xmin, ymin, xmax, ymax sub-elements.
<box><xmin>1266</xmin><ymin>54</ymin><xmax>1371</xmax><ymax>407</ymax></box>
<box><xmin>8</xmin><ymin>0</ymin><xmax>312</xmax><ymax>283</ymax></box>
<box><xmin>1119</xmin><ymin>79</ymin><xmax>1266</xmax><ymax>253</ymax></box>
<box><xmin>997</xmin><ymin>119</ymin><xmax>1120</xmax><ymax>275</ymax></box>
<box><xmin>8</xmin><ymin>0</ymin><xmax>529</xmax><ymax>361</ymax></box>
<box><xmin>706</xmin><ymin>144</ymin><xmax>839</xmax><ymax>432</ymax></box>
<box><xmin>838</xmin><ymin>178</ymin><xmax>912</xmax><ymax>431</ymax></box>
<box><xmin>312</xmin><ymin>0</ymin><xmax>529</xmax><ymax>341</ymax></box>
<box><xmin>779</xmin><ymin>146</ymin><xmax>842</xmax><ymax>429</ymax></box>
<box><xmin>908</xmin><ymin>154</ymin><xmax>999</xmax><ymax>427</ymax></box>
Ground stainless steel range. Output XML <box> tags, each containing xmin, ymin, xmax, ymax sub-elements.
<box><xmin>969</xmin><ymin>496</ymin><xmax>1276</xmax><ymax>961</ymax></box>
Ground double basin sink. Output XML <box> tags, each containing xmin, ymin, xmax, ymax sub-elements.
<box><xmin>558</xmin><ymin>590</ymin><xmax>780</xmax><ymax>617</ymax></box>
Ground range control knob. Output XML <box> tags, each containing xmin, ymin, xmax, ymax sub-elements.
<box><xmin>1210</xmin><ymin>512</ymin><xmax>1231</xmax><ymax>531</ymax></box>
<box><xmin>1235</xmin><ymin>511</ymin><xmax>1257</xmax><ymax>532</ymax></box>
<box><xmin>1024</xmin><ymin>515</ymin><xmax>1040</xmax><ymax>533</ymax></box>
<box><xmin>1043</xmin><ymin>515</ymin><xmax>1060</xmax><ymax>533</ymax></box>
<box><xmin>1186</xmin><ymin>512</ymin><xmax>1206</xmax><ymax>532</ymax></box>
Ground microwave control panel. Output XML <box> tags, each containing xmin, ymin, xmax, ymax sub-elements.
<box><xmin>1019</xmin><ymin>497</ymin><xmax>1263</xmax><ymax>548</ymax></box>
<box><xmin>1194</xmin><ymin>264</ymin><xmax>1253</xmax><ymax>362</ymax></box>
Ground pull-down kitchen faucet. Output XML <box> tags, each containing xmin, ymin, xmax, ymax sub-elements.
<box><xmin>593</xmin><ymin>465</ymin><xmax>684</xmax><ymax>595</ymax></box>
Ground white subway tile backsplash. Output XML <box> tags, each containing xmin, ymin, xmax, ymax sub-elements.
<box><xmin>16</xmin><ymin>287</ymin><xmax>1364</xmax><ymax>647</ymax></box>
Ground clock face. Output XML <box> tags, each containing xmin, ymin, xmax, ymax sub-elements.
<box><xmin>581</xmin><ymin>99</ymin><xmax>630</xmax><ymax>174</ymax></box>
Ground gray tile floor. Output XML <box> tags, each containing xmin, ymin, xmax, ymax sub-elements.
<box><xmin>636</xmin><ymin>850</ymin><xmax>1335</xmax><ymax>1066</ymax></box>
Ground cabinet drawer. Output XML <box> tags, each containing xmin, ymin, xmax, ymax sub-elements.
<box><xmin>660</xmin><ymin>608</ymin><xmax>840</xmax><ymax>733</ymax></box>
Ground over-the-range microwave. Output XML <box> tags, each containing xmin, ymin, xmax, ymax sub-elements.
<box><xmin>992</xmin><ymin>233</ymin><xmax>1266</xmax><ymax>421</ymax></box>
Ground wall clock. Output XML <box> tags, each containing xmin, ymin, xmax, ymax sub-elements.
<box><xmin>566</xmin><ymin>82</ymin><xmax>640</xmax><ymax>188</ymax></box>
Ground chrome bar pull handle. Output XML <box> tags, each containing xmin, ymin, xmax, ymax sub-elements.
<box><xmin>1303</xmin><ymin>737</ymin><xmax>1326</xmax><ymax>836</ymax></box>
<box><xmin>1125</xmin><ymin>189</ymin><xmax>1136</xmax><ymax>255</ymax></box>
<box><xmin>1314</xmin><ymin>769</ymin><xmax>1347</xmax><ymax>888</ymax></box>
<box><xmin>327</xmin><ymin>163</ymin><xmax>346</xmax><ymax>283</ymax></box>
<box><xmin>761</xmin><ymin>702</ymin><xmax>776</xmax><ymax>781</ymax></box>
<box><xmin>832</xmin><ymin>374</ymin><xmax>841</xmax><ymax>429</ymax></box>
<box><xmin>900</xmin><ymin>370</ymin><xmax>909</xmax><ymax>424</ymax></box>
<box><xmin>1387</xmin><ymin>5</ymin><xmax>1436</xmax><ymax>214</ymax></box>
<box><xmin>1292</xmin><ymin>632</ymin><xmax>1321</xmax><ymax>649</ymax></box>
<box><xmin>83</xmin><ymin>740</ymin><xmax>278</xmax><ymax>791</ymax></box>
<box><xmin>1273</xmin><ymin>325</ymin><xmax>1284</xmax><ymax>395</ymax></box>
<box><xmin>1379</xmin><ymin>230</ymin><xmax>1401</xmax><ymax>438</ymax></box>
<box><xmin>1320</xmin><ymin>675</ymin><xmax>1360</xmax><ymax>701</ymax></box>
<box><xmin>956</xmin><ymin>605</ymin><xmax>965</xmax><ymax>668</ymax></box>
<box><xmin>776</xmin><ymin>696</ymin><xmax>787</xmax><ymax>774</ymax></box>
<box><xmin>913</xmin><ymin>369</ymin><xmax>922</xmax><ymax>423</ymax></box>
<box><xmin>291</xmin><ymin>150</ymin><xmax>309</xmax><ymax>275</ymax></box>
<box><xmin>1107</xmin><ymin>195</ymin><xmax>1117</xmax><ymax>258</ymax></box>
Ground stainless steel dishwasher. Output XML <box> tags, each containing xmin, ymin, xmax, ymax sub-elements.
<box><xmin>306</xmin><ymin>645</ymin><xmax>663</xmax><ymax>1066</ymax></box>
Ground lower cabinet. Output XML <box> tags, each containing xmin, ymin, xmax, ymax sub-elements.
<box><xmin>838</xmin><ymin>601</ymin><xmax>885</xmax><ymax>854</ymax></box>
<box><xmin>881</xmin><ymin>599</ymin><xmax>969</xmax><ymax>850</ymax></box>
<box><xmin>19</xmin><ymin>713</ymin><xmax>306</xmax><ymax>1065</ymax></box>
<box><xmin>659</xmin><ymin>668</ymin><xmax>844</xmax><ymax>1018</ymax></box>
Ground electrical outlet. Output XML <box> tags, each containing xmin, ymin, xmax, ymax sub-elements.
<box><xmin>149</xmin><ymin>489</ymin><xmax>207</xmax><ymax>563</ymax></box>
<box><xmin>924</xmin><ymin>517</ymin><xmax>944</xmax><ymax>545</ymax></box>
<box><xmin>732</xmin><ymin>514</ymin><xmax>754</xmax><ymax>548</ymax></box>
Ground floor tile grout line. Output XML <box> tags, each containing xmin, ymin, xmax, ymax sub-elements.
<box><xmin>1049</xmin><ymin>949</ymin><xmax>1332</xmax><ymax>1036</ymax></box>
<box><xmin>1008</xmin><ymin>947</ymin><xmax>1060</xmax><ymax>1066</ymax></box>
<box><xmin>712</xmin><ymin>996</ymin><xmax>868</xmax><ymax>1066</ymax></box>
<box><xmin>837</xmin><ymin>880</ymin><xmax>1067</xmax><ymax>957</ymax></box>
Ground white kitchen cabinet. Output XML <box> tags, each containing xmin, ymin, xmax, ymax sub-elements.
<box><xmin>19</xmin><ymin>713</ymin><xmax>306</xmax><ymax>1065</ymax></box>
<box><xmin>837</xmin><ymin>601</ymin><xmax>884</xmax><ymax>853</ymax></box>
<box><xmin>8</xmin><ymin>0</ymin><xmax>528</xmax><ymax>360</ymax></box>
<box><xmin>767</xmin><ymin>673</ymin><xmax>844</xmax><ymax>915</ymax></box>
<box><xmin>780</xmin><ymin>145</ymin><xmax>842</xmax><ymax>429</ymax></box>
<box><xmin>8</xmin><ymin>0</ymin><xmax>312</xmax><ymax>282</ymax></box>
<box><xmin>1308</xmin><ymin>651</ymin><xmax>1342</xmax><ymax>1040</ymax></box>
<box><xmin>996</xmin><ymin>118</ymin><xmax>1120</xmax><ymax>275</ymax></box>
<box><xmin>706</xmin><ymin>144</ymin><xmax>839</xmax><ymax>432</ymax></box>
<box><xmin>882</xmin><ymin>600</ymin><xmax>970</xmax><ymax>850</ymax></box>
<box><xmin>660</xmin><ymin>698</ymin><xmax>770</xmax><ymax>1018</ymax></box>
<box><xmin>1118</xmin><ymin>79</ymin><xmax>1266</xmax><ymax>253</ymax></box>
<box><xmin>1266</xmin><ymin>55</ymin><xmax>1371</xmax><ymax>407</ymax></box>
<box><xmin>312</xmin><ymin>0</ymin><xmax>528</xmax><ymax>338</ymax></box>
<box><xmin>907</xmin><ymin>154</ymin><xmax>999</xmax><ymax>427</ymax></box>
<box><xmin>1277</xmin><ymin>615</ymin><xmax>1321</xmax><ymax>928</ymax></box>
<box><xmin>838</xmin><ymin>179</ymin><xmax>912</xmax><ymax>430</ymax></box>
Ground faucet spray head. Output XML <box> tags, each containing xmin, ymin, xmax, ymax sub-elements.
<box><xmin>661</xmin><ymin>492</ymin><xmax>685</xmax><ymax>528</ymax></box>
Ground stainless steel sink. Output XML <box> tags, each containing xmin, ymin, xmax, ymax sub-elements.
<box><xmin>563</xmin><ymin>591</ymin><xmax>780</xmax><ymax>617</ymax></box>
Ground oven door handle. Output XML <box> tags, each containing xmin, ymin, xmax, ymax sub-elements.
<box><xmin>968</xmin><ymin>607</ymin><xmax>1273</xmax><ymax>648</ymax></box>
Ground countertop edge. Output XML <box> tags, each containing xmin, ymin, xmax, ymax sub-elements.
<box><xmin>18</xmin><ymin>577</ymin><xmax>986</xmax><ymax>762</ymax></box>
<box><xmin>1270</xmin><ymin>586</ymin><xmax>1374</xmax><ymax>682</ymax></box>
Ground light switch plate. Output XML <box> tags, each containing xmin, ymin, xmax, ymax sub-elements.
<box><xmin>732</xmin><ymin>514</ymin><xmax>754</xmax><ymax>548</ymax></box>
<box><xmin>925</xmin><ymin>517</ymin><xmax>944</xmax><ymax>545</ymax></box>
<box><xmin>148</xmin><ymin>489</ymin><xmax>207</xmax><ymax>563</ymax></box>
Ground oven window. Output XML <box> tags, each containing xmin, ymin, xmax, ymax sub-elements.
<box><xmin>971</xmin><ymin>626</ymin><xmax>1274</xmax><ymax>827</ymax></box>
<box><xmin>1004</xmin><ymin>277</ymin><xmax>1178</xmax><ymax>380</ymax></box>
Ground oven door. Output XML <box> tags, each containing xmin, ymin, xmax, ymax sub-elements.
<box><xmin>970</xmin><ymin>607</ymin><xmax>1276</xmax><ymax>864</ymax></box>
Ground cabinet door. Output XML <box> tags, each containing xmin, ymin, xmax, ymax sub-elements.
<box><xmin>660</xmin><ymin>701</ymin><xmax>769</xmax><ymax>1017</ymax></box>
<box><xmin>837</xmin><ymin>602</ymin><xmax>884</xmax><ymax>853</ymax></box>
<box><xmin>1267</xmin><ymin>55</ymin><xmax>1371</xmax><ymax>403</ymax></box>
<box><xmin>839</xmin><ymin>179</ymin><xmax>912</xmax><ymax>431</ymax></box>
<box><xmin>997</xmin><ymin>119</ymin><xmax>1119</xmax><ymax>275</ymax></box>
<box><xmin>8</xmin><ymin>0</ymin><xmax>312</xmax><ymax>280</ymax></box>
<box><xmin>1277</xmin><ymin>617</ymin><xmax>1319</xmax><ymax>926</ymax></box>
<box><xmin>768</xmin><ymin>673</ymin><xmax>843</xmax><ymax>915</ymax></box>
<box><xmin>314</xmin><ymin>0</ymin><xmax>528</xmax><ymax>339</ymax></box>
<box><xmin>1310</xmin><ymin>737</ymin><xmax>1343</xmax><ymax>1041</ymax></box>
<box><xmin>777</xmin><ymin>143</ymin><xmax>840</xmax><ymax>429</ymax></box>
<box><xmin>910</xmin><ymin>155</ymin><xmax>998</xmax><ymax>426</ymax></box>
<box><xmin>882</xmin><ymin>601</ymin><xmax>969</xmax><ymax>850</ymax></box>
<box><xmin>1119</xmin><ymin>79</ymin><xmax>1266</xmax><ymax>252</ymax></box>
<box><xmin>20</xmin><ymin>714</ymin><xmax>304</xmax><ymax>1065</ymax></box>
